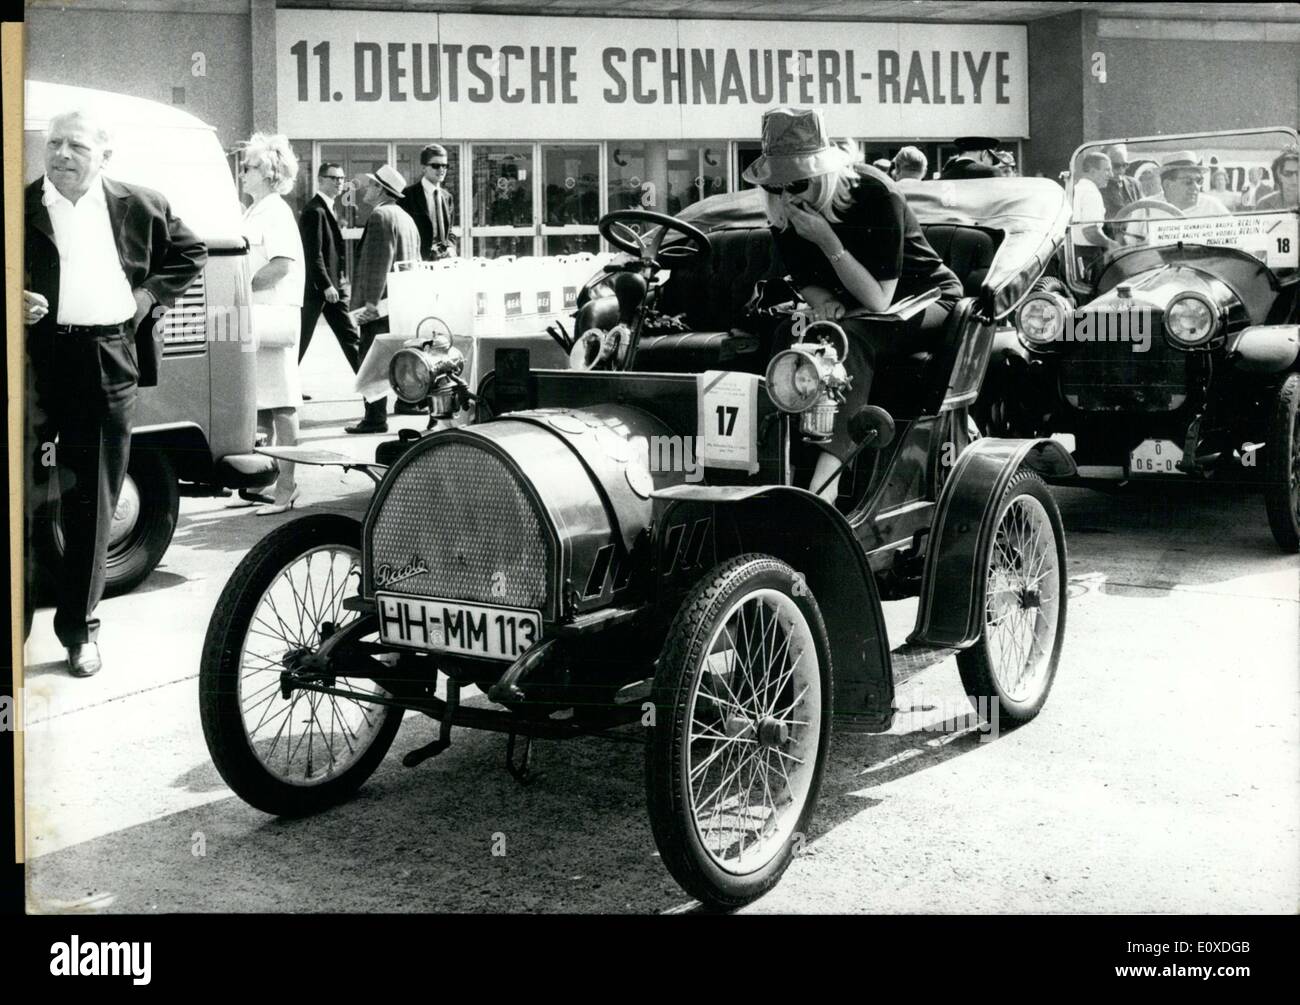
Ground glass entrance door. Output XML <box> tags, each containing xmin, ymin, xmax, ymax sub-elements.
<box><xmin>470</xmin><ymin>143</ymin><xmax>535</xmax><ymax>258</ymax></box>
<box><xmin>541</xmin><ymin>144</ymin><xmax>601</xmax><ymax>255</ymax></box>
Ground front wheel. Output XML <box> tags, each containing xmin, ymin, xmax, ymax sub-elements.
<box><xmin>957</xmin><ymin>469</ymin><xmax>1067</xmax><ymax>724</ymax></box>
<box><xmin>199</xmin><ymin>513</ymin><xmax>403</xmax><ymax>816</ymax></box>
<box><xmin>646</xmin><ymin>554</ymin><xmax>833</xmax><ymax>910</ymax></box>
<box><xmin>1264</xmin><ymin>373</ymin><xmax>1300</xmax><ymax>553</ymax></box>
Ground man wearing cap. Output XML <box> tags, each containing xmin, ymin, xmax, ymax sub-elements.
<box><xmin>940</xmin><ymin>137</ymin><xmax>1007</xmax><ymax>180</ymax></box>
<box><xmin>1158</xmin><ymin>152</ymin><xmax>1230</xmax><ymax>216</ymax></box>
<box><xmin>399</xmin><ymin>143</ymin><xmax>458</xmax><ymax>262</ymax></box>
<box><xmin>345</xmin><ymin>165</ymin><xmax>422</xmax><ymax>435</ymax></box>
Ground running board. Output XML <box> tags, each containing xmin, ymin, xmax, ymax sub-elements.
<box><xmin>835</xmin><ymin>642</ymin><xmax>959</xmax><ymax>735</ymax></box>
<box><xmin>889</xmin><ymin>641</ymin><xmax>960</xmax><ymax>685</ymax></box>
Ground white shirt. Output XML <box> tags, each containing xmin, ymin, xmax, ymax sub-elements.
<box><xmin>1070</xmin><ymin>177</ymin><xmax>1107</xmax><ymax>247</ymax></box>
<box><xmin>421</xmin><ymin>176</ymin><xmax>441</xmax><ymax>223</ymax></box>
<box><xmin>42</xmin><ymin>175</ymin><xmax>138</xmax><ymax>325</ymax></box>
<box><xmin>242</xmin><ymin>193</ymin><xmax>305</xmax><ymax>308</ymax></box>
<box><xmin>319</xmin><ymin>191</ymin><xmax>336</xmax><ymax>216</ymax></box>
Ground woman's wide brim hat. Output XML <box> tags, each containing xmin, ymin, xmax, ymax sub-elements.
<box><xmin>742</xmin><ymin>107</ymin><xmax>852</xmax><ymax>186</ymax></box>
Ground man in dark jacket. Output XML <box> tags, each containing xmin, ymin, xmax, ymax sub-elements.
<box><xmin>23</xmin><ymin>108</ymin><xmax>206</xmax><ymax>676</ymax></box>
<box><xmin>398</xmin><ymin>143</ymin><xmax>457</xmax><ymax>261</ymax></box>
<box><xmin>297</xmin><ymin>161</ymin><xmax>361</xmax><ymax>372</ymax></box>
<box><xmin>345</xmin><ymin>165</ymin><xmax>422</xmax><ymax>434</ymax></box>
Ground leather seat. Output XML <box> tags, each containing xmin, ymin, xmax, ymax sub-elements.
<box><xmin>635</xmin><ymin>229</ymin><xmax>786</xmax><ymax>373</ymax></box>
<box><xmin>638</xmin><ymin>222</ymin><xmax>999</xmax><ymax>376</ymax></box>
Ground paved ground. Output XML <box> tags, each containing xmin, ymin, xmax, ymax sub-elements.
<box><xmin>19</xmin><ymin>344</ymin><xmax>1300</xmax><ymax>912</ymax></box>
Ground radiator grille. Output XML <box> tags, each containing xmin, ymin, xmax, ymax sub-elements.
<box><xmin>367</xmin><ymin>440</ymin><xmax>552</xmax><ymax>611</ymax></box>
<box><xmin>158</xmin><ymin>272</ymin><xmax>207</xmax><ymax>353</ymax></box>
<box><xmin>1060</xmin><ymin>322</ymin><xmax>1188</xmax><ymax>412</ymax></box>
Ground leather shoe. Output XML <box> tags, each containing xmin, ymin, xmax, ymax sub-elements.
<box><xmin>394</xmin><ymin>400</ymin><xmax>427</xmax><ymax>415</ymax></box>
<box><xmin>345</xmin><ymin>419</ymin><xmax>389</xmax><ymax>434</ymax></box>
<box><xmin>67</xmin><ymin>643</ymin><xmax>102</xmax><ymax>678</ymax></box>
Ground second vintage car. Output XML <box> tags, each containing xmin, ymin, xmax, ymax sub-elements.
<box><xmin>980</xmin><ymin>128</ymin><xmax>1300</xmax><ymax>551</ymax></box>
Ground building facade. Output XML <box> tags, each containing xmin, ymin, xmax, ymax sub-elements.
<box><xmin>24</xmin><ymin>0</ymin><xmax>1300</xmax><ymax>258</ymax></box>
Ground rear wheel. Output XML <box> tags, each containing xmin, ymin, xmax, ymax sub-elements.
<box><xmin>1264</xmin><ymin>373</ymin><xmax>1300</xmax><ymax>553</ymax></box>
<box><xmin>957</xmin><ymin>470</ymin><xmax>1067</xmax><ymax>724</ymax></box>
<box><xmin>647</xmin><ymin>555</ymin><xmax>832</xmax><ymax>910</ymax></box>
<box><xmin>36</xmin><ymin>447</ymin><xmax>180</xmax><ymax>597</ymax></box>
<box><xmin>199</xmin><ymin>513</ymin><xmax>403</xmax><ymax>816</ymax></box>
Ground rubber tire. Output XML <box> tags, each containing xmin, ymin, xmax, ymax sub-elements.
<box><xmin>35</xmin><ymin>447</ymin><xmax>180</xmax><ymax>598</ymax></box>
<box><xmin>957</xmin><ymin>470</ymin><xmax>1068</xmax><ymax>725</ymax></box>
<box><xmin>646</xmin><ymin>554</ymin><xmax>833</xmax><ymax>911</ymax></box>
<box><xmin>199</xmin><ymin>513</ymin><xmax>403</xmax><ymax>817</ymax></box>
<box><xmin>1264</xmin><ymin>373</ymin><xmax>1300</xmax><ymax>553</ymax></box>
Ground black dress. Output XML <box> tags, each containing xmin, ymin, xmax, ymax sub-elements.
<box><xmin>772</xmin><ymin>164</ymin><xmax>962</xmax><ymax>459</ymax></box>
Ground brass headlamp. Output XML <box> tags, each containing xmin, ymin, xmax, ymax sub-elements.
<box><xmin>764</xmin><ymin>320</ymin><xmax>853</xmax><ymax>441</ymax></box>
<box><xmin>388</xmin><ymin>325</ymin><xmax>466</xmax><ymax>419</ymax></box>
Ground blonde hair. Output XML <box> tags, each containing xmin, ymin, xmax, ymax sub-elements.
<box><xmin>241</xmin><ymin>132</ymin><xmax>298</xmax><ymax>195</ymax></box>
<box><xmin>764</xmin><ymin>164</ymin><xmax>858</xmax><ymax>230</ymax></box>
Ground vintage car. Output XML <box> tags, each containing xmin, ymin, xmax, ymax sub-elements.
<box><xmin>200</xmin><ymin>178</ymin><xmax>1076</xmax><ymax>909</ymax></box>
<box><xmin>979</xmin><ymin>128</ymin><xmax>1300</xmax><ymax>552</ymax></box>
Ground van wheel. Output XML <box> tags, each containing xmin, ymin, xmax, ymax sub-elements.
<box><xmin>37</xmin><ymin>448</ymin><xmax>180</xmax><ymax>597</ymax></box>
<box><xmin>1264</xmin><ymin>374</ymin><xmax>1300</xmax><ymax>553</ymax></box>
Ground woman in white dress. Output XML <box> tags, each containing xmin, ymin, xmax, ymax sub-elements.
<box><xmin>240</xmin><ymin>133</ymin><xmax>306</xmax><ymax>514</ymax></box>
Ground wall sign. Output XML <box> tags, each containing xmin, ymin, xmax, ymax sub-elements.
<box><xmin>276</xmin><ymin>11</ymin><xmax>1028</xmax><ymax>140</ymax></box>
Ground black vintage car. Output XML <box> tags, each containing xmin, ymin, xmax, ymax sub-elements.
<box><xmin>200</xmin><ymin>179</ymin><xmax>1075</xmax><ymax>909</ymax></box>
<box><xmin>980</xmin><ymin>128</ymin><xmax>1300</xmax><ymax>552</ymax></box>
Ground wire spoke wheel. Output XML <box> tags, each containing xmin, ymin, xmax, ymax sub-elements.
<box><xmin>687</xmin><ymin>589</ymin><xmax>820</xmax><ymax>874</ymax></box>
<box><xmin>201</xmin><ymin>515</ymin><xmax>403</xmax><ymax>816</ymax></box>
<box><xmin>238</xmin><ymin>544</ymin><xmax>391</xmax><ymax>787</ymax></box>
<box><xmin>958</xmin><ymin>470</ymin><xmax>1067</xmax><ymax>724</ymax></box>
<box><xmin>983</xmin><ymin>495</ymin><xmax>1060</xmax><ymax>704</ymax></box>
<box><xmin>648</xmin><ymin>555</ymin><xmax>832</xmax><ymax>910</ymax></box>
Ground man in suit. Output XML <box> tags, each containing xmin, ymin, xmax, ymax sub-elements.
<box><xmin>23</xmin><ymin>108</ymin><xmax>206</xmax><ymax>676</ymax></box>
<box><xmin>398</xmin><ymin>143</ymin><xmax>457</xmax><ymax>262</ymax></box>
<box><xmin>298</xmin><ymin>162</ymin><xmax>361</xmax><ymax>373</ymax></box>
<box><xmin>345</xmin><ymin>165</ymin><xmax>422</xmax><ymax>434</ymax></box>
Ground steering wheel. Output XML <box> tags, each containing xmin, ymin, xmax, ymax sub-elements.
<box><xmin>1110</xmin><ymin>198</ymin><xmax>1186</xmax><ymax>247</ymax></box>
<box><xmin>598</xmin><ymin>209</ymin><xmax>711</xmax><ymax>267</ymax></box>
<box><xmin>1113</xmin><ymin>198</ymin><xmax>1186</xmax><ymax>221</ymax></box>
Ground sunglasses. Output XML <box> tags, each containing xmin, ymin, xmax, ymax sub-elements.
<box><xmin>761</xmin><ymin>178</ymin><xmax>811</xmax><ymax>196</ymax></box>
<box><xmin>426</xmin><ymin>162</ymin><xmax>449</xmax><ymax>170</ymax></box>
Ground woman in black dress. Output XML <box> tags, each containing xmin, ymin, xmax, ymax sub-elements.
<box><xmin>743</xmin><ymin>107</ymin><xmax>964</xmax><ymax>500</ymax></box>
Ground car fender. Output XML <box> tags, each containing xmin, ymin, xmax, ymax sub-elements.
<box><xmin>910</xmin><ymin>438</ymin><xmax>1075</xmax><ymax>648</ymax></box>
<box><xmin>651</xmin><ymin>483</ymin><xmax>894</xmax><ymax>729</ymax></box>
<box><xmin>1226</xmin><ymin>324</ymin><xmax>1299</xmax><ymax>374</ymax></box>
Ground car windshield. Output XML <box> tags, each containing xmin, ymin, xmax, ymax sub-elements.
<box><xmin>1067</xmin><ymin>129</ymin><xmax>1299</xmax><ymax>280</ymax></box>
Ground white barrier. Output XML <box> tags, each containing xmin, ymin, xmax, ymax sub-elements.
<box><xmin>385</xmin><ymin>249</ymin><xmax>626</xmax><ymax>342</ymax></box>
